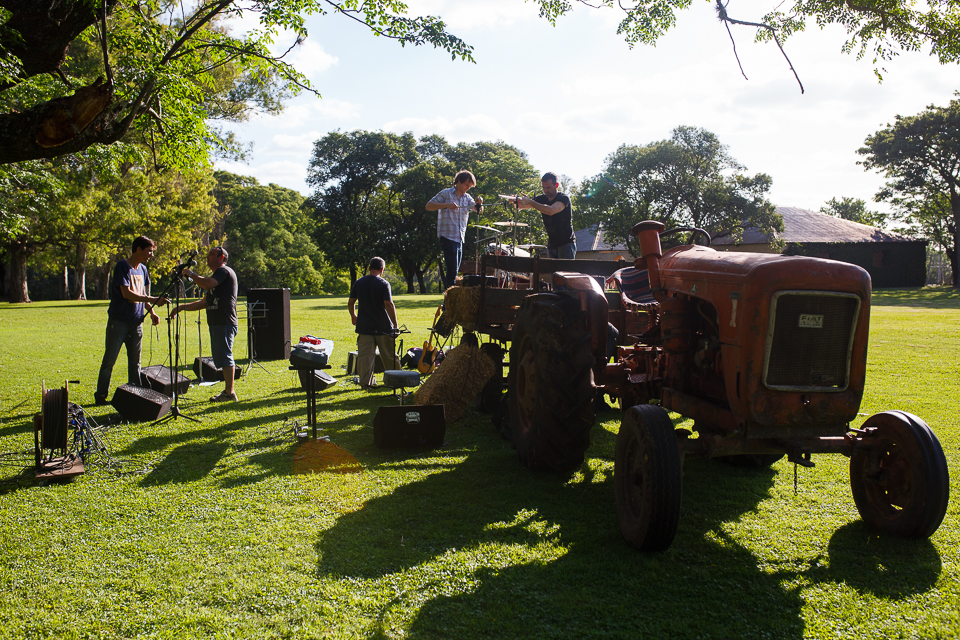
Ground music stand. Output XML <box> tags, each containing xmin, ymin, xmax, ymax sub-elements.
<box><xmin>244</xmin><ymin>300</ymin><xmax>270</xmax><ymax>375</ymax></box>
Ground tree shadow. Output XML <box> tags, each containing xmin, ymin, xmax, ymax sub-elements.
<box><xmin>871</xmin><ymin>287</ymin><xmax>960</xmax><ymax>308</ymax></box>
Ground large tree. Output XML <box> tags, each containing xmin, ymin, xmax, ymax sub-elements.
<box><xmin>215</xmin><ymin>171</ymin><xmax>328</xmax><ymax>294</ymax></box>
<box><xmin>859</xmin><ymin>97</ymin><xmax>960</xmax><ymax>285</ymax></box>
<box><xmin>579</xmin><ymin>126</ymin><xmax>782</xmax><ymax>256</ymax></box>
<box><xmin>307</xmin><ymin>132</ymin><xmax>539</xmax><ymax>291</ymax></box>
<box><xmin>0</xmin><ymin>1</ymin><xmax>471</xmax><ymax>172</ymax></box>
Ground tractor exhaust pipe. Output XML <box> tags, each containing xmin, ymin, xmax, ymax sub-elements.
<box><xmin>632</xmin><ymin>221</ymin><xmax>666</xmax><ymax>301</ymax></box>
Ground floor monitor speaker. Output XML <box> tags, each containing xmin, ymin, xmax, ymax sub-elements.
<box><xmin>297</xmin><ymin>369</ymin><xmax>337</xmax><ymax>391</ymax></box>
<box><xmin>142</xmin><ymin>365</ymin><xmax>190</xmax><ymax>396</ymax></box>
<box><xmin>111</xmin><ymin>384</ymin><xmax>171</xmax><ymax>422</ymax></box>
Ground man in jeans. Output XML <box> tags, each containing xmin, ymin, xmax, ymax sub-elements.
<box><xmin>94</xmin><ymin>236</ymin><xmax>168</xmax><ymax>405</ymax></box>
<box><xmin>518</xmin><ymin>172</ymin><xmax>577</xmax><ymax>259</ymax></box>
<box><xmin>348</xmin><ymin>257</ymin><xmax>401</xmax><ymax>390</ymax></box>
<box><xmin>426</xmin><ymin>170</ymin><xmax>482</xmax><ymax>289</ymax></box>
<box><xmin>170</xmin><ymin>247</ymin><xmax>239</xmax><ymax>402</ymax></box>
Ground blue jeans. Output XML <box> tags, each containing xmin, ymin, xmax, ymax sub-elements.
<box><xmin>549</xmin><ymin>241</ymin><xmax>577</xmax><ymax>260</ymax></box>
<box><xmin>209</xmin><ymin>324</ymin><xmax>238</xmax><ymax>369</ymax></box>
<box><xmin>96</xmin><ymin>319</ymin><xmax>143</xmax><ymax>400</ymax></box>
<box><xmin>440</xmin><ymin>236</ymin><xmax>462</xmax><ymax>290</ymax></box>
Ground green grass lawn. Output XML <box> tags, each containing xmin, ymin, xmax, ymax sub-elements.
<box><xmin>0</xmin><ymin>288</ymin><xmax>957</xmax><ymax>639</ymax></box>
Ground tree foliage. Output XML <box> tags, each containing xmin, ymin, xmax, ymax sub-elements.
<box><xmin>215</xmin><ymin>171</ymin><xmax>328</xmax><ymax>294</ymax></box>
<box><xmin>859</xmin><ymin>97</ymin><xmax>960</xmax><ymax>283</ymax></box>
<box><xmin>820</xmin><ymin>196</ymin><xmax>886</xmax><ymax>227</ymax></box>
<box><xmin>0</xmin><ymin>0</ymin><xmax>472</xmax><ymax>174</ymax></box>
<box><xmin>307</xmin><ymin>131</ymin><xmax>538</xmax><ymax>292</ymax></box>
<box><xmin>536</xmin><ymin>0</ymin><xmax>960</xmax><ymax>72</ymax></box>
<box><xmin>578</xmin><ymin>126</ymin><xmax>782</xmax><ymax>256</ymax></box>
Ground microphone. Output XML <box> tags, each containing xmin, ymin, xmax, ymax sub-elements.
<box><xmin>185</xmin><ymin>249</ymin><xmax>198</xmax><ymax>268</ymax></box>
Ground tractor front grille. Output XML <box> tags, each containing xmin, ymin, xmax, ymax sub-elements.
<box><xmin>763</xmin><ymin>291</ymin><xmax>861</xmax><ymax>391</ymax></box>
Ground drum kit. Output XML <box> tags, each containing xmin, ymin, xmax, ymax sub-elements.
<box><xmin>466</xmin><ymin>195</ymin><xmax>548</xmax><ymax>288</ymax></box>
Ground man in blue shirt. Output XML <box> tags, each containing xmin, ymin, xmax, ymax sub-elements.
<box><xmin>426</xmin><ymin>170</ymin><xmax>483</xmax><ymax>289</ymax></box>
<box><xmin>94</xmin><ymin>236</ymin><xmax>168</xmax><ymax>405</ymax></box>
<box><xmin>348</xmin><ymin>257</ymin><xmax>401</xmax><ymax>390</ymax></box>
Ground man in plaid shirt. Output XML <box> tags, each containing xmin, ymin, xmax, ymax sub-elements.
<box><xmin>426</xmin><ymin>170</ymin><xmax>483</xmax><ymax>289</ymax></box>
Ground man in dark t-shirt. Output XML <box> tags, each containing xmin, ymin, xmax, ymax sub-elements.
<box><xmin>518</xmin><ymin>172</ymin><xmax>577</xmax><ymax>259</ymax></box>
<box><xmin>348</xmin><ymin>257</ymin><xmax>401</xmax><ymax>390</ymax></box>
<box><xmin>170</xmin><ymin>247</ymin><xmax>240</xmax><ymax>402</ymax></box>
<box><xmin>94</xmin><ymin>236</ymin><xmax>169</xmax><ymax>405</ymax></box>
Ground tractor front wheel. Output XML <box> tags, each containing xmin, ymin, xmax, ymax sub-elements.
<box><xmin>508</xmin><ymin>294</ymin><xmax>596</xmax><ymax>472</ymax></box>
<box><xmin>850</xmin><ymin>411</ymin><xmax>949</xmax><ymax>538</ymax></box>
<box><xmin>614</xmin><ymin>404</ymin><xmax>683</xmax><ymax>551</ymax></box>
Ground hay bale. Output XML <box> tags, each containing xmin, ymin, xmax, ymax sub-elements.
<box><xmin>443</xmin><ymin>286</ymin><xmax>480</xmax><ymax>329</ymax></box>
<box><xmin>414</xmin><ymin>343</ymin><xmax>496</xmax><ymax>421</ymax></box>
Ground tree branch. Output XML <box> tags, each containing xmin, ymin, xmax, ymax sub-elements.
<box><xmin>715</xmin><ymin>0</ymin><xmax>804</xmax><ymax>94</ymax></box>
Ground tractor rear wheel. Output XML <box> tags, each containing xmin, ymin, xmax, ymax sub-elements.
<box><xmin>850</xmin><ymin>411</ymin><xmax>949</xmax><ymax>538</ymax></box>
<box><xmin>508</xmin><ymin>294</ymin><xmax>596</xmax><ymax>472</ymax></box>
<box><xmin>614</xmin><ymin>404</ymin><xmax>683</xmax><ymax>551</ymax></box>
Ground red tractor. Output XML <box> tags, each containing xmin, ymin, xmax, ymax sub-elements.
<box><xmin>472</xmin><ymin>221</ymin><xmax>949</xmax><ymax>551</ymax></box>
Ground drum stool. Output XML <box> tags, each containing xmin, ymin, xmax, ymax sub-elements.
<box><xmin>382</xmin><ymin>370</ymin><xmax>421</xmax><ymax>405</ymax></box>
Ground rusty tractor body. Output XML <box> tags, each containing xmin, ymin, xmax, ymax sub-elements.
<box><xmin>468</xmin><ymin>221</ymin><xmax>949</xmax><ymax>551</ymax></box>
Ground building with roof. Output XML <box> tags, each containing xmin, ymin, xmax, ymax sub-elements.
<box><xmin>575</xmin><ymin>207</ymin><xmax>928</xmax><ymax>288</ymax></box>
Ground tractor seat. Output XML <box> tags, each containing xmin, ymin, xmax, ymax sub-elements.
<box><xmin>382</xmin><ymin>370</ymin><xmax>421</xmax><ymax>405</ymax></box>
<box><xmin>607</xmin><ymin>267</ymin><xmax>659</xmax><ymax>311</ymax></box>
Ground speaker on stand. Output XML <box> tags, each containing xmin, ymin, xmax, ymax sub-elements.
<box><xmin>246</xmin><ymin>288</ymin><xmax>291</xmax><ymax>367</ymax></box>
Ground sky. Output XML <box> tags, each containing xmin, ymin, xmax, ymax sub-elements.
<box><xmin>215</xmin><ymin>0</ymin><xmax>958</xmax><ymax>215</ymax></box>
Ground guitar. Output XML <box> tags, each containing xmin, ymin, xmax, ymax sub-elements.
<box><xmin>417</xmin><ymin>306</ymin><xmax>443</xmax><ymax>374</ymax></box>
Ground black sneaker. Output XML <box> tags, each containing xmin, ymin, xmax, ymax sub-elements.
<box><xmin>94</xmin><ymin>395</ymin><xmax>109</xmax><ymax>406</ymax></box>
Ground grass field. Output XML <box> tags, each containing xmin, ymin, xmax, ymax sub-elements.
<box><xmin>0</xmin><ymin>288</ymin><xmax>957</xmax><ymax>639</ymax></box>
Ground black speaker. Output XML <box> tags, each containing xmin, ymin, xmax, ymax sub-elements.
<box><xmin>373</xmin><ymin>405</ymin><xmax>446</xmax><ymax>449</ymax></box>
<box><xmin>297</xmin><ymin>369</ymin><xmax>337</xmax><ymax>391</ymax></box>
<box><xmin>247</xmin><ymin>288</ymin><xmax>291</xmax><ymax>360</ymax></box>
<box><xmin>142</xmin><ymin>365</ymin><xmax>190</xmax><ymax>396</ymax></box>
<box><xmin>111</xmin><ymin>384</ymin><xmax>171</xmax><ymax>422</ymax></box>
<box><xmin>193</xmin><ymin>356</ymin><xmax>222</xmax><ymax>382</ymax></box>
<box><xmin>192</xmin><ymin>357</ymin><xmax>242</xmax><ymax>382</ymax></box>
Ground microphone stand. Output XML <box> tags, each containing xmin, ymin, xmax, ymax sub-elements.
<box><xmin>153</xmin><ymin>265</ymin><xmax>200</xmax><ymax>425</ymax></box>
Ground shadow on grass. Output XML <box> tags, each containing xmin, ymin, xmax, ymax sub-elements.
<box><xmin>313</xmin><ymin>435</ymin><xmax>805</xmax><ymax>638</ymax></box>
<box><xmin>804</xmin><ymin>521</ymin><xmax>942</xmax><ymax>598</ymax></box>
<box><xmin>871</xmin><ymin>287</ymin><xmax>960</xmax><ymax>308</ymax></box>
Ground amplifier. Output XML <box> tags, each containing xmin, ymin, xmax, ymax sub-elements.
<box><xmin>346</xmin><ymin>350</ymin><xmax>385</xmax><ymax>376</ymax></box>
<box><xmin>373</xmin><ymin>404</ymin><xmax>445</xmax><ymax>449</ymax></box>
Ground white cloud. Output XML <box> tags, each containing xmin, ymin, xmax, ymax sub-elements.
<box><xmin>285</xmin><ymin>40</ymin><xmax>339</xmax><ymax>78</ymax></box>
<box><xmin>383</xmin><ymin>114</ymin><xmax>508</xmax><ymax>141</ymax></box>
<box><xmin>263</xmin><ymin>131</ymin><xmax>322</xmax><ymax>155</ymax></box>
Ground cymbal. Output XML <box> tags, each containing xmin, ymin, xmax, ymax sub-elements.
<box><xmin>470</xmin><ymin>225</ymin><xmax>499</xmax><ymax>232</ymax></box>
<box><xmin>493</xmin><ymin>221</ymin><xmax>528</xmax><ymax>227</ymax></box>
<box><xmin>517</xmin><ymin>244</ymin><xmax>546</xmax><ymax>250</ymax></box>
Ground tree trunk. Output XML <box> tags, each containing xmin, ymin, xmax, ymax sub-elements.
<box><xmin>437</xmin><ymin>262</ymin><xmax>446</xmax><ymax>293</ymax></box>
<box><xmin>97</xmin><ymin>260</ymin><xmax>112</xmax><ymax>299</ymax></box>
<box><xmin>8</xmin><ymin>243</ymin><xmax>30</xmax><ymax>303</ymax></box>
<box><xmin>416</xmin><ymin>268</ymin><xmax>426</xmax><ymax>294</ymax></box>
<box><xmin>60</xmin><ymin>263</ymin><xmax>70</xmax><ymax>299</ymax></box>
<box><xmin>951</xmin><ymin>190</ymin><xmax>960</xmax><ymax>287</ymax></box>
<box><xmin>72</xmin><ymin>243</ymin><xmax>87</xmax><ymax>300</ymax></box>
<box><xmin>350</xmin><ymin>264</ymin><xmax>358</xmax><ymax>284</ymax></box>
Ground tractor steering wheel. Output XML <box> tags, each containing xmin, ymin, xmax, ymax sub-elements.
<box><xmin>660</xmin><ymin>226</ymin><xmax>712</xmax><ymax>247</ymax></box>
